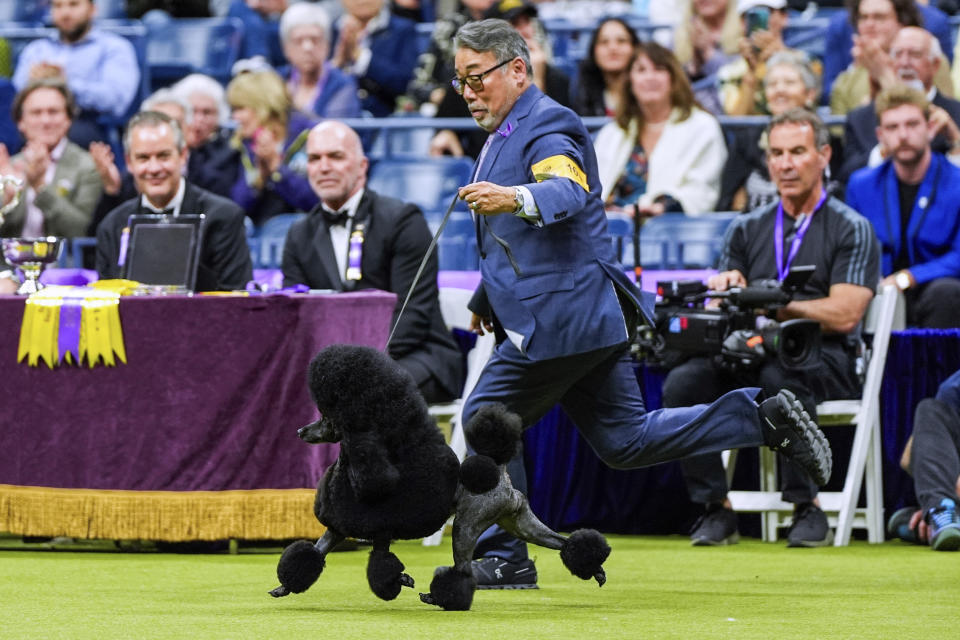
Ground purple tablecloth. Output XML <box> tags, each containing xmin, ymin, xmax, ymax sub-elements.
<box><xmin>0</xmin><ymin>291</ymin><xmax>396</xmax><ymax>492</ymax></box>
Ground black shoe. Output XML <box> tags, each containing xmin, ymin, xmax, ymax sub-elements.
<box><xmin>759</xmin><ymin>390</ymin><xmax>832</xmax><ymax>486</ymax></box>
<box><xmin>471</xmin><ymin>557</ymin><xmax>538</xmax><ymax>590</ymax></box>
<box><xmin>690</xmin><ymin>504</ymin><xmax>739</xmax><ymax>546</ymax></box>
<box><xmin>886</xmin><ymin>506</ymin><xmax>922</xmax><ymax>544</ymax></box>
<box><xmin>787</xmin><ymin>503</ymin><xmax>834</xmax><ymax>547</ymax></box>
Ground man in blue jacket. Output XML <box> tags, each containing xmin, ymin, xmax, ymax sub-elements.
<box><xmin>451</xmin><ymin>19</ymin><xmax>833</xmax><ymax>589</ymax></box>
<box><xmin>846</xmin><ymin>85</ymin><xmax>960</xmax><ymax>328</ymax></box>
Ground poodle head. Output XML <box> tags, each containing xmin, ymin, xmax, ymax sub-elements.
<box><xmin>303</xmin><ymin>344</ymin><xmax>425</xmax><ymax>441</ymax></box>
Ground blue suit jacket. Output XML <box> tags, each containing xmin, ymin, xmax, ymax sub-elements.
<box><xmin>846</xmin><ymin>153</ymin><xmax>960</xmax><ymax>284</ymax></box>
<box><xmin>469</xmin><ymin>85</ymin><xmax>654</xmax><ymax>361</ymax></box>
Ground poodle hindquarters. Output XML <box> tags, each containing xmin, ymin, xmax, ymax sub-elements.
<box><xmin>420</xmin><ymin>403</ymin><xmax>612</xmax><ymax>611</ymax></box>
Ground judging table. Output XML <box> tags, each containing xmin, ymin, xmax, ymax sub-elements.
<box><xmin>0</xmin><ymin>291</ymin><xmax>396</xmax><ymax>541</ymax></box>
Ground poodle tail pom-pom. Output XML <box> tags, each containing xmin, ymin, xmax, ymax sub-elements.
<box><xmin>419</xmin><ymin>567</ymin><xmax>477</xmax><ymax>611</ymax></box>
<box><xmin>367</xmin><ymin>548</ymin><xmax>410</xmax><ymax>601</ymax></box>
<box><xmin>560</xmin><ymin>529</ymin><xmax>611</xmax><ymax>585</ymax></box>
<box><xmin>465</xmin><ymin>403</ymin><xmax>522</xmax><ymax>465</ymax></box>
<box><xmin>275</xmin><ymin>539</ymin><xmax>326</xmax><ymax>594</ymax></box>
<box><xmin>460</xmin><ymin>454</ymin><xmax>500</xmax><ymax>494</ymax></box>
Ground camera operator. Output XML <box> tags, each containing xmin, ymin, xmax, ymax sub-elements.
<box><xmin>662</xmin><ymin>108</ymin><xmax>881</xmax><ymax>547</ymax></box>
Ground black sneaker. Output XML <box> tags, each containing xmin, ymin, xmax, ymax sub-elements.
<box><xmin>886</xmin><ymin>506</ymin><xmax>922</xmax><ymax>544</ymax></box>
<box><xmin>690</xmin><ymin>504</ymin><xmax>739</xmax><ymax>546</ymax></box>
<box><xmin>787</xmin><ymin>503</ymin><xmax>834</xmax><ymax>547</ymax></box>
<box><xmin>759</xmin><ymin>390</ymin><xmax>832</xmax><ymax>486</ymax></box>
<box><xmin>471</xmin><ymin>557</ymin><xmax>538</xmax><ymax>590</ymax></box>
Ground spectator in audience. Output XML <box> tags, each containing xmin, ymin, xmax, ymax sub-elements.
<box><xmin>673</xmin><ymin>0</ymin><xmax>741</xmax><ymax>83</ymax></box>
<box><xmin>0</xmin><ymin>78</ymin><xmax>102</xmax><ymax>239</ymax></box>
<box><xmin>823</xmin><ymin>0</ymin><xmax>953</xmax><ymax>102</ymax></box>
<box><xmin>719</xmin><ymin>52</ymin><xmax>821</xmax><ymax>211</ymax></box>
<box><xmin>570</xmin><ymin>16</ymin><xmax>639</xmax><ymax>118</ymax></box>
<box><xmin>96</xmin><ymin>111</ymin><xmax>252</xmax><ymax>291</ymax></box>
<box><xmin>429</xmin><ymin>1</ymin><xmax>571</xmax><ymax>158</ymax></box>
<box><xmin>278</xmin><ymin>2</ymin><xmax>362</xmax><ymax>120</ymax></box>
<box><xmin>330</xmin><ymin>0</ymin><xmax>419</xmax><ymax>117</ymax></box>
<box><xmin>846</xmin><ymin>86</ymin><xmax>960</xmax><ymax>328</ymax></box>
<box><xmin>226</xmin><ymin>69</ymin><xmax>318</xmax><ymax>225</ymax></box>
<box><xmin>13</xmin><ymin>0</ymin><xmax>141</xmax><ymax>148</ymax></box>
<box><xmin>840</xmin><ymin>26</ymin><xmax>960</xmax><ymax>182</ymax></box>
<box><xmin>172</xmin><ymin>74</ymin><xmax>240</xmax><ymax>200</ymax></box>
<box><xmin>594</xmin><ymin>42</ymin><xmax>727</xmax><ymax>217</ymax></box>
<box><xmin>228</xmin><ymin>0</ymin><xmax>288</xmax><ymax>68</ymax></box>
<box><xmin>663</xmin><ymin>108</ymin><xmax>880</xmax><ymax>548</ymax></box>
<box><xmin>887</xmin><ymin>368</ymin><xmax>960</xmax><ymax>551</ymax></box>
<box><xmin>405</xmin><ymin>0</ymin><xmax>498</xmax><ymax>112</ymax></box>
<box><xmin>281</xmin><ymin>121</ymin><xmax>464</xmax><ymax>404</ymax></box>
<box><xmin>830</xmin><ymin>0</ymin><xmax>953</xmax><ymax>115</ymax></box>
<box><xmin>715</xmin><ymin>0</ymin><xmax>798</xmax><ymax>116</ymax></box>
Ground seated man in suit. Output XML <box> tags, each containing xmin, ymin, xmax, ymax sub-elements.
<box><xmin>846</xmin><ymin>85</ymin><xmax>960</xmax><ymax>328</ymax></box>
<box><xmin>281</xmin><ymin>121</ymin><xmax>464</xmax><ymax>404</ymax></box>
<box><xmin>840</xmin><ymin>27</ymin><xmax>960</xmax><ymax>183</ymax></box>
<box><xmin>96</xmin><ymin>111</ymin><xmax>253</xmax><ymax>292</ymax></box>
<box><xmin>0</xmin><ymin>77</ymin><xmax>102</xmax><ymax>239</ymax></box>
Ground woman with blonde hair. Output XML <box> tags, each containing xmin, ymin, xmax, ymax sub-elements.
<box><xmin>594</xmin><ymin>42</ymin><xmax>727</xmax><ymax>217</ymax></box>
<box><xmin>672</xmin><ymin>0</ymin><xmax>740</xmax><ymax>81</ymax></box>
<box><xmin>227</xmin><ymin>69</ymin><xmax>318</xmax><ymax>224</ymax></box>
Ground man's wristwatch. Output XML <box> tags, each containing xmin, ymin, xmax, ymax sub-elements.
<box><xmin>513</xmin><ymin>188</ymin><xmax>524</xmax><ymax>214</ymax></box>
<box><xmin>894</xmin><ymin>271</ymin><xmax>912</xmax><ymax>291</ymax></box>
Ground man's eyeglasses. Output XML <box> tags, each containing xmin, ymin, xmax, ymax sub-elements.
<box><xmin>451</xmin><ymin>58</ymin><xmax>513</xmax><ymax>95</ymax></box>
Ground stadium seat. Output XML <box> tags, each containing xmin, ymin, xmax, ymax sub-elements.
<box><xmin>93</xmin><ymin>0</ymin><xmax>128</xmax><ymax>20</ymax></box>
<box><xmin>608</xmin><ymin>212</ymin><xmax>738</xmax><ymax>270</ymax></box>
<box><xmin>254</xmin><ymin>213</ymin><xmax>305</xmax><ymax>269</ymax></box>
<box><xmin>0</xmin><ymin>1</ymin><xmax>46</xmax><ymax>23</ymax></box>
<box><xmin>726</xmin><ymin>285</ymin><xmax>901</xmax><ymax>546</ymax></box>
<box><xmin>367</xmin><ymin>157</ymin><xmax>474</xmax><ymax>215</ymax></box>
<box><xmin>435</xmin><ymin>211</ymin><xmax>479</xmax><ymax>271</ymax></box>
<box><xmin>144</xmin><ymin>16</ymin><xmax>244</xmax><ymax>89</ymax></box>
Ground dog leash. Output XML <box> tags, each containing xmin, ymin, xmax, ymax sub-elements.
<box><xmin>385</xmin><ymin>192</ymin><xmax>461</xmax><ymax>350</ymax></box>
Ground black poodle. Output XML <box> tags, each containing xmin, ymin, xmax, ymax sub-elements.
<box><xmin>269</xmin><ymin>344</ymin><xmax>610</xmax><ymax>611</ymax></box>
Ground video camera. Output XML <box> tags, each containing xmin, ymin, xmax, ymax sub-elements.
<box><xmin>633</xmin><ymin>265</ymin><xmax>822</xmax><ymax>372</ymax></box>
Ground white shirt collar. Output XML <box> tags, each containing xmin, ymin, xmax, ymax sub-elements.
<box><xmin>141</xmin><ymin>178</ymin><xmax>187</xmax><ymax>214</ymax></box>
<box><xmin>323</xmin><ymin>187</ymin><xmax>364</xmax><ymax>219</ymax></box>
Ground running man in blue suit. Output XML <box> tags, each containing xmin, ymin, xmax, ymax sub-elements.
<box><xmin>450</xmin><ymin>19</ymin><xmax>833</xmax><ymax>588</ymax></box>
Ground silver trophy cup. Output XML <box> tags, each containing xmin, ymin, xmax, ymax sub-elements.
<box><xmin>1</xmin><ymin>175</ymin><xmax>64</xmax><ymax>295</ymax></box>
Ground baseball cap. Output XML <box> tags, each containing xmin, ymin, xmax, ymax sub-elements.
<box><xmin>736</xmin><ymin>0</ymin><xmax>787</xmax><ymax>14</ymax></box>
<box><xmin>485</xmin><ymin>0</ymin><xmax>538</xmax><ymax>22</ymax></box>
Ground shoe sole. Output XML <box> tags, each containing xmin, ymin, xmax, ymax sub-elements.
<box><xmin>932</xmin><ymin>526</ymin><xmax>960</xmax><ymax>551</ymax></box>
<box><xmin>787</xmin><ymin>529</ymin><xmax>835</xmax><ymax>548</ymax></box>
<box><xmin>691</xmin><ymin>531</ymin><xmax>740</xmax><ymax>546</ymax></box>
<box><xmin>766</xmin><ymin>390</ymin><xmax>833</xmax><ymax>486</ymax></box>
<box><xmin>476</xmin><ymin>583</ymin><xmax>539</xmax><ymax>590</ymax></box>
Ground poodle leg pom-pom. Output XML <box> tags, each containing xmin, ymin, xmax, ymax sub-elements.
<box><xmin>367</xmin><ymin>548</ymin><xmax>413</xmax><ymax>601</ymax></box>
<box><xmin>419</xmin><ymin>567</ymin><xmax>476</xmax><ymax>611</ymax></box>
<box><xmin>560</xmin><ymin>529</ymin><xmax>611</xmax><ymax>586</ymax></box>
<box><xmin>271</xmin><ymin>540</ymin><xmax>326</xmax><ymax>597</ymax></box>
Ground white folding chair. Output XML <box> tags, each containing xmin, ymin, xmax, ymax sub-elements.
<box><xmin>726</xmin><ymin>285</ymin><xmax>901</xmax><ymax>545</ymax></box>
<box><xmin>423</xmin><ymin>287</ymin><xmax>496</xmax><ymax>546</ymax></box>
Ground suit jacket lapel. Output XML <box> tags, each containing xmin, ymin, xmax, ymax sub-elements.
<box><xmin>309</xmin><ymin>204</ymin><xmax>345</xmax><ymax>291</ymax></box>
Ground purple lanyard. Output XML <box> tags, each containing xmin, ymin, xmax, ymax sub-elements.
<box><xmin>775</xmin><ymin>192</ymin><xmax>826</xmax><ymax>281</ymax></box>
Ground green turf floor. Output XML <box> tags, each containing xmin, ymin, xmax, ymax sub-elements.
<box><xmin>0</xmin><ymin>535</ymin><xmax>953</xmax><ymax>639</ymax></box>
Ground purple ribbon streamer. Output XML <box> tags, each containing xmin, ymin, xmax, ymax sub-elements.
<box><xmin>58</xmin><ymin>292</ymin><xmax>84</xmax><ymax>363</ymax></box>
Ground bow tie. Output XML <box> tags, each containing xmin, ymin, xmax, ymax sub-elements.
<box><xmin>323</xmin><ymin>209</ymin><xmax>349</xmax><ymax>227</ymax></box>
<box><xmin>144</xmin><ymin>206</ymin><xmax>175</xmax><ymax>216</ymax></box>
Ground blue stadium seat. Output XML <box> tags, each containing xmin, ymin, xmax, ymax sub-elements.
<box><xmin>436</xmin><ymin>211</ymin><xmax>478</xmax><ymax>271</ymax></box>
<box><xmin>144</xmin><ymin>16</ymin><xmax>244</xmax><ymax>89</ymax></box>
<box><xmin>608</xmin><ymin>212</ymin><xmax>739</xmax><ymax>270</ymax></box>
<box><xmin>0</xmin><ymin>1</ymin><xmax>47</xmax><ymax>23</ymax></box>
<box><xmin>367</xmin><ymin>157</ymin><xmax>474</xmax><ymax>215</ymax></box>
<box><xmin>93</xmin><ymin>0</ymin><xmax>128</xmax><ymax>20</ymax></box>
<box><xmin>254</xmin><ymin>213</ymin><xmax>305</xmax><ymax>269</ymax></box>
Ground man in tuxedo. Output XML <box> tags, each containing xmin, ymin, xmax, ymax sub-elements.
<box><xmin>840</xmin><ymin>26</ymin><xmax>960</xmax><ymax>183</ymax></box>
<box><xmin>95</xmin><ymin>111</ymin><xmax>252</xmax><ymax>292</ymax></box>
<box><xmin>281</xmin><ymin>121</ymin><xmax>463</xmax><ymax>404</ymax></box>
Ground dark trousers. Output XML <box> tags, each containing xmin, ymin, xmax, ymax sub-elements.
<box><xmin>465</xmin><ymin>339</ymin><xmax>766</xmax><ymax>563</ymax></box>
<box><xmin>907</xmin><ymin>278</ymin><xmax>960</xmax><ymax>329</ymax></box>
<box><xmin>912</xmin><ymin>397</ymin><xmax>960</xmax><ymax>512</ymax></box>
<box><xmin>661</xmin><ymin>342</ymin><xmax>860</xmax><ymax>506</ymax></box>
